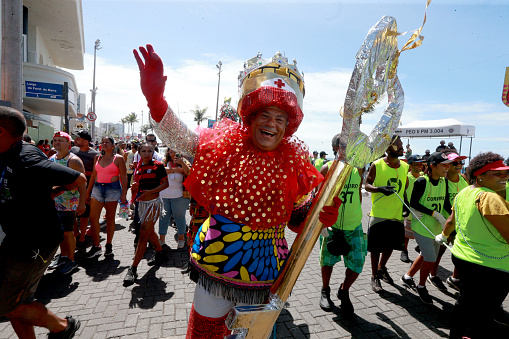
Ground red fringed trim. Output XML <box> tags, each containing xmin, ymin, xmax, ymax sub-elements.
<box><xmin>186</xmin><ymin>304</ymin><xmax>231</xmax><ymax>339</ymax></box>
<box><xmin>287</xmin><ymin>192</ymin><xmax>315</xmax><ymax>234</ymax></box>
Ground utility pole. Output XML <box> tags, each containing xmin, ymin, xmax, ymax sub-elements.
<box><xmin>90</xmin><ymin>39</ymin><xmax>101</xmax><ymax>140</ymax></box>
<box><xmin>63</xmin><ymin>82</ymin><xmax>69</xmax><ymax>132</ymax></box>
<box><xmin>1</xmin><ymin>0</ymin><xmax>23</xmax><ymax>111</ymax></box>
<box><xmin>215</xmin><ymin>61</ymin><xmax>222</xmax><ymax>121</ymax></box>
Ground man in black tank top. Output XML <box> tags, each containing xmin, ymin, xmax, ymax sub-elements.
<box><xmin>71</xmin><ymin>130</ymin><xmax>99</xmax><ymax>249</ymax></box>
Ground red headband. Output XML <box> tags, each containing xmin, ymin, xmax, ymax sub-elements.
<box><xmin>473</xmin><ymin>160</ymin><xmax>509</xmax><ymax>177</ymax></box>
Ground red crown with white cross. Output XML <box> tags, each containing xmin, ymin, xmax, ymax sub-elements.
<box><xmin>237</xmin><ymin>52</ymin><xmax>305</xmax><ymax>136</ymax></box>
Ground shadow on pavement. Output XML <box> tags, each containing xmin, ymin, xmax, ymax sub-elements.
<box><xmin>332</xmin><ymin>312</ymin><xmax>407</xmax><ymax>338</ymax></box>
<box><xmin>78</xmin><ymin>254</ymin><xmax>129</xmax><ymax>282</ymax></box>
<box><xmin>378</xmin><ymin>283</ymin><xmax>451</xmax><ymax>338</ymax></box>
<box><xmin>34</xmin><ymin>271</ymin><xmax>79</xmax><ymax>303</ymax></box>
<box><xmin>128</xmin><ymin>266</ymin><xmax>174</xmax><ymax>309</ymax></box>
<box><xmin>275</xmin><ymin>308</ymin><xmax>310</xmax><ymax>338</ymax></box>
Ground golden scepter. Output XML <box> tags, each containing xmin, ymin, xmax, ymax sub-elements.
<box><xmin>226</xmin><ymin>4</ymin><xmax>430</xmax><ymax>337</ymax></box>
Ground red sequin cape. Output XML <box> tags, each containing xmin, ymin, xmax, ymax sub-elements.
<box><xmin>184</xmin><ymin>119</ymin><xmax>323</xmax><ymax>230</ymax></box>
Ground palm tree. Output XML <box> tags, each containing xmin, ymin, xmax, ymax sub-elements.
<box><xmin>126</xmin><ymin>112</ymin><xmax>138</xmax><ymax>137</ymax></box>
<box><xmin>191</xmin><ymin>105</ymin><xmax>209</xmax><ymax>126</ymax></box>
<box><xmin>140</xmin><ymin>124</ymin><xmax>152</xmax><ymax>137</ymax></box>
<box><xmin>120</xmin><ymin>118</ymin><xmax>127</xmax><ymax>139</ymax></box>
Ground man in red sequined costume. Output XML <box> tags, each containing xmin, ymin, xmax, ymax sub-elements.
<box><xmin>134</xmin><ymin>45</ymin><xmax>338</xmax><ymax>338</ymax></box>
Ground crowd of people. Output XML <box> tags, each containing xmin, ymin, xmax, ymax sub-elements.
<box><xmin>0</xmin><ymin>112</ymin><xmax>196</xmax><ymax>338</ymax></box>
<box><xmin>0</xmin><ymin>44</ymin><xmax>507</xmax><ymax>339</ymax></box>
<box><xmin>316</xmin><ymin>134</ymin><xmax>509</xmax><ymax>339</ymax></box>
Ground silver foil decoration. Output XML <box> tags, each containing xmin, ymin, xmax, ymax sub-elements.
<box><xmin>151</xmin><ymin>106</ymin><xmax>199</xmax><ymax>158</ymax></box>
<box><xmin>339</xmin><ymin>15</ymin><xmax>404</xmax><ymax>167</ymax></box>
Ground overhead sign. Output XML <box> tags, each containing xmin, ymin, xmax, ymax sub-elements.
<box><xmin>25</xmin><ymin>81</ymin><xmax>63</xmax><ymax>100</ymax></box>
<box><xmin>207</xmin><ymin>119</ymin><xmax>216</xmax><ymax>129</ymax></box>
<box><xmin>87</xmin><ymin>112</ymin><xmax>97</xmax><ymax>121</ymax></box>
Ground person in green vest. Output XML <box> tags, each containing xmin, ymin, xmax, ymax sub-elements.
<box><xmin>311</xmin><ymin>150</ymin><xmax>318</xmax><ymax>165</ymax></box>
<box><xmin>365</xmin><ymin>135</ymin><xmax>409</xmax><ymax>293</ymax></box>
<box><xmin>318</xmin><ymin>134</ymin><xmax>366</xmax><ymax>316</ymax></box>
<box><xmin>437</xmin><ymin>152</ymin><xmax>509</xmax><ymax>339</ymax></box>
<box><xmin>400</xmin><ymin>152</ymin><xmax>452</xmax><ymax>304</ymax></box>
<box><xmin>314</xmin><ymin>151</ymin><xmax>328</xmax><ymax>171</ymax></box>
<box><xmin>401</xmin><ymin>155</ymin><xmax>424</xmax><ymax>263</ymax></box>
<box><xmin>430</xmin><ymin>151</ymin><xmax>468</xmax><ymax>292</ymax></box>
<box><xmin>502</xmin><ymin>156</ymin><xmax>509</xmax><ymax>201</ymax></box>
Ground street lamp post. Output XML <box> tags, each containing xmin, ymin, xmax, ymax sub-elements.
<box><xmin>90</xmin><ymin>39</ymin><xmax>101</xmax><ymax>140</ymax></box>
<box><xmin>215</xmin><ymin>61</ymin><xmax>222</xmax><ymax>121</ymax></box>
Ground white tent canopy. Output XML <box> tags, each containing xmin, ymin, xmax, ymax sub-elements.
<box><xmin>395</xmin><ymin>118</ymin><xmax>475</xmax><ymax>138</ymax></box>
<box><xmin>395</xmin><ymin>118</ymin><xmax>475</xmax><ymax>161</ymax></box>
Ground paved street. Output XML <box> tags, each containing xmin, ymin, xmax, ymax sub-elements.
<box><xmin>0</xmin><ymin>194</ymin><xmax>507</xmax><ymax>338</ymax></box>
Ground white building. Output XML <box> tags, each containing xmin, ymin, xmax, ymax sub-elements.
<box><xmin>98</xmin><ymin>122</ymin><xmax>125</xmax><ymax>140</ymax></box>
<box><xmin>1</xmin><ymin>0</ymin><xmax>86</xmax><ymax>142</ymax></box>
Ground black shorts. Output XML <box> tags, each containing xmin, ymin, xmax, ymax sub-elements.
<box><xmin>57</xmin><ymin>211</ymin><xmax>77</xmax><ymax>232</ymax></box>
<box><xmin>0</xmin><ymin>243</ymin><xmax>57</xmax><ymax>315</ymax></box>
<box><xmin>367</xmin><ymin>217</ymin><xmax>405</xmax><ymax>253</ymax></box>
<box><xmin>77</xmin><ymin>203</ymin><xmax>90</xmax><ymax>219</ymax></box>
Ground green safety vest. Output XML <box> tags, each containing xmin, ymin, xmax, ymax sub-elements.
<box><xmin>314</xmin><ymin>158</ymin><xmax>325</xmax><ymax>171</ymax></box>
<box><xmin>333</xmin><ymin>167</ymin><xmax>362</xmax><ymax>230</ymax></box>
<box><xmin>370</xmin><ymin>158</ymin><xmax>409</xmax><ymax>220</ymax></box>
<box><xmin>405</xmin><ymin>171</ymin><xmax>422</xmax><ymax>221</ymax></box>
<box><xmin>506</xmin><ymin>182</ymin><xmax>509</xmax><ymax>202</ymax></box>
<box><xmin>443</xmin><ymin>175</ymin><xmax>469</xmax><ymax>218</ymax></box>
<box><xmin>451</xmin><ymin>186</ymin><xmax>509</xmax><ymax>272</ymax></box>
<box><xmin>410</xmin><ymin>175</ymin><xmax>447</xmax><ymax>239</ymax></box>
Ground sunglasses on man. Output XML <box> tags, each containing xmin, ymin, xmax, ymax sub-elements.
<box><xmin>452</xmin><ymin>161</ymin><xmax>464</xmax><ymax>166</ymax></box>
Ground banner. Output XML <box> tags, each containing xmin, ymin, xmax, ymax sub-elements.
<box><xmin>502</xmin><ymin>67</ymin><xmax>509</xmax><ymax>107</ymax></box>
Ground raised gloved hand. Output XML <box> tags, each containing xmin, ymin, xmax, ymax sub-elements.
<box><xmin>319</xmin><ymin>197</ymin><xmax>342</xmax><ymax>228</ymax></box>
<box><xmin>432</xmin><ymin>211</ymin><xmax>447</xmax><ymax>227</ymax></box>
<box><xmin>435</xmin><ymin>233</ymin><xmax>448</xmax><ymax>245</ymax></box>
<box><xmin>378</xmin><ymin>185</ymin><xmax>395</xmax><ymax>196</ymax></box>
<box><xmin>133</xmin><ymin>44</ymin><xmax>168</xmax><ymax>122</ymax></box>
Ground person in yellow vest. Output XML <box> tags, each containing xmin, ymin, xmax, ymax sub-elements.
<box><xmin>430</xmin><ymin>151</ymin><xmax>468</xmax><ymax>292</ymax></box>
<box><xmin>502</xmin><ymin>157</ymin><xmax>509</xmax><ymax>200</ymax></box>
<box><xmin>400</xmin><ymin>152</ymin><xmax>451</xmax><ymax>304</ymax></box>
<box><xmin>437</xmin><ymin>152</ymin><xmax>509</xmax><ymax>339</ymax></box>
<box><xmin>318</xmin><ymin>134</ymin><xmax>366</xmax><ymax>315</ymax></box>
<box><xmin>400</xmin><ymin>155</ymin><xmax>424</xmax><ymax>263</ymax></box>
<box><xmin>365</xmin><ymin>135</ymin><xmax>409</xmax><ymax>293</ymax></box>
<box><xmin>314</xmin><ymin>151</ymin><xmax>328</xmax><ymax>171</ymax></box>
<box><xmin>311</xmin><ymin>150</ymin><xmax>318</xmax><ymax>165</ymax></box>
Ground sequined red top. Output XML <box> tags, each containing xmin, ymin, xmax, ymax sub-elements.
<box><xmin>184</xmin><ymin>119</ymin><xmax>323</xmax><ymax>231</ymax></box>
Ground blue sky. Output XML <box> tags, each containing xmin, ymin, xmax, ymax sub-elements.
<box><xmin>73</xmin><ymin>0</ymin><xmax>509</xmax><ymax>161</ymax></box>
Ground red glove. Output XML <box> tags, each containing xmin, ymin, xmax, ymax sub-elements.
<box><xmin>319</xmin><ymin>196</ymin><xmax>342</xmax><ymax>227</ymax></box>
<box><xmin>133</xmin><ymin>44</ymin><xmax>168</xmax><ymax>122</ymax></box>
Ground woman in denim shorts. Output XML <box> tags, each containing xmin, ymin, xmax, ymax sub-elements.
<box><xmin>85</xmin><ymin>137</ymin><xmax>128</xmax><ymax>258</ymax></box>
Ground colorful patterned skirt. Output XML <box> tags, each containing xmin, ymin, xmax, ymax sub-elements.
<box><xmin>190</xmin><ymin>214</ymin><xmax>289</xmax><ymax>304</ymax></box>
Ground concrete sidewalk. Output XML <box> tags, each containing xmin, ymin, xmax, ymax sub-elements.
<box><xmin>0</xmin><ymin>197</ymin><xmax>507</xmax><ymax>338</ymax></box>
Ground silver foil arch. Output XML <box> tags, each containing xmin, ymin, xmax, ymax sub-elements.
<box><xmin>339</xmin><ymin>15</ymin><xmax>404</xmax><ymax>168</ymax></box>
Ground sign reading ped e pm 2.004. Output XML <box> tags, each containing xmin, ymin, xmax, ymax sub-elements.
<box><xmin>25</xmin><ymin>81</ymin><xmax>63</xmax><ymax>100</ymax></box>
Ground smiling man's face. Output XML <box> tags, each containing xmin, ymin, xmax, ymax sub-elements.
<box><xmin>250</xmin><ymin>107</ymin><xmax>287</xmax><ymax>152</ymax></box>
